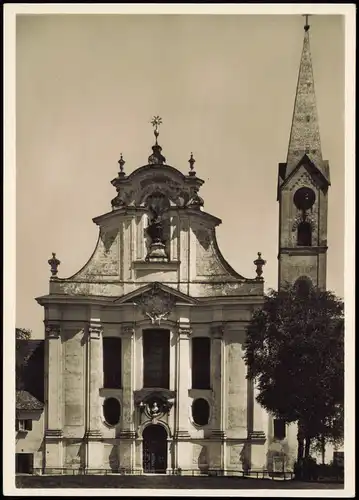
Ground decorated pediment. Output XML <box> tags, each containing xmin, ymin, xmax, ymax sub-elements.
<box><xmin>113</xmin><ymin>282</ymin><xmax>198</xmax><ymax>324</ymax></box>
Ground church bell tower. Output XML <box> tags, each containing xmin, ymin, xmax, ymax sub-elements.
<box><xmin>277</xmin><ymin>18</ymin><xmax>331</xmax><ymax>290</ymax></box>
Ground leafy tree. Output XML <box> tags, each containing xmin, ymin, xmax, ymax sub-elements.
<box><xmin>311</xmin><ymin>404</ymin><xmax>344</xmax><ymax>464</ymax></box>
<box><xmin>244</xmin><ymin>282</ymin><xmax>344</xmax><ymax>461</ymax></box>
<box><xmin>16</xmin><ymin>327</ymin><xmax>32</xmax><ymax>389</ymax></box>
<box><xmin>16</xmin><ymin>327</ymin><xmax>31</xmax><ymax>341</ymax></box>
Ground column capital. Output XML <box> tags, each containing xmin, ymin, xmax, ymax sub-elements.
<box><xmin>210</xmin><ymin>323</ymin><xmax>225</xmax><ymax>339</ymax></box>
<box><xmin>177</xmin><ymin>321</ymin><xmax>192</xmax><ymax>338</ymax></box>
<box><xmin>121</xmin><ymin>323</ymin><xmax>135</xmax><ymax>337</ymax></box>
<box><xmin>89</xmin><ymin>320</ymin><xmax>103</xmax><ymax>339</ymax></box>
<box><xmin>45</xmin><ymin>322</ymin><xmax>61</xmax><ymax>339</ymax></box>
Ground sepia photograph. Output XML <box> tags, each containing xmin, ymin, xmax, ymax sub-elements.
<box><xmin>4</xmin><ymin>3</ymin><xmax>355</xmax><ymax>497</ymax></box>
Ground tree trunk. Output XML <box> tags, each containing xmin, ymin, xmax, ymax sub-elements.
<box><xmin>304</xmin><ymin>436</ymin><xmax>311</xmax><ymax>458</ymax></box>
<box><xmin>297</xmin><ymin>422</ymin><xmax>305</xmax><ymax>462</ymax></box>
<box><xmin>321</xmin><ymin>435</ymin><xmax>326</xmax><ymax>464</ymax></box>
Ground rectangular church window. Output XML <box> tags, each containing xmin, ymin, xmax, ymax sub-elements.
<box><xmin>273</xmin><ymin>419</ymin><xmax>286</xmax><ymax>440</ymax></box>
<box><xmin>191</xmin><ymin>337</ymin><xmax>211</xmax><ymax>389</ymax></box>
<box><xmin>143</xmin><ymin>329</ymin><xmax>170</xmax><ymax>389</ymax></box>
<box><xmin>103</xmin><ymin>337</ymin><xmax>122</xmax><ymax>388</ymax></box>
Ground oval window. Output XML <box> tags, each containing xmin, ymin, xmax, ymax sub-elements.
<box><xmin>192</xmin><ymin>398</ymin><xmax>210</xmax><ymax>426</ymax></box>
<box><xmin>103</xmin><ymin>398</ymin><xmax>121</xmax><ymax>426</ymax></box>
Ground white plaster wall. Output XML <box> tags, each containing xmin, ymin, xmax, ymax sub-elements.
<box><xmin>16</xmin><ymin>411</ymin><xmax>44</xmax><ymax>469</ymax></box>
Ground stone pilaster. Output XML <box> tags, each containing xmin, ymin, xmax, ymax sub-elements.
<box><xmin>175</xmin><ymin>320</ymin><xmax>191</xmax><ymax>471</ymax></box>
<box><xmin>248</xmin><ymin>380</ymin><xmax>266</xmax><ymax>441</ymax></box>
<box><xmin>118</xmin><ymin>323</ymin><xmax>135</xmax><ymax>471</ymax></box>
<box><xmin>44</xmin><ymin>322</ymin><xmax>63</xmax><ymax>471</ymax></box>
<box><xmin>167</xmin><ymin>328</ymin><xmax>177</xmax><ymax>450</ymax></box>
<box><xmin>210</xmin><ymin>324</ymin><xmax>226</xmax><ymax>470</ymax></box>
<box><xmin>175</xmin><ymin>321</ymin><xmax>191</xmax><ymax>439</ymax></box>
<box><xmin>85</xmin><ymin>319</ymin><xmax>104</xmax><ymax>471</ymax></box>
<box><xmin>248</xmin><ymin>379</ymin><xmax>266</xmax><ymax>469</ymax></box>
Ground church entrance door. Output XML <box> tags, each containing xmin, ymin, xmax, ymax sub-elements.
<box><xmin>143</xmin><ymin>424</ymin><xmax>167</xmax><ymax>474</ymax></box>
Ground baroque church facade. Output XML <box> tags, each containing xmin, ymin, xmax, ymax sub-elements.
<box><xmin>17</xmin><ymin>22</ymin><xmax>332</xmax><ymax>475</ymax></box>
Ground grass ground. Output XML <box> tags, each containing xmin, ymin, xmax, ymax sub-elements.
<box><xmin>16</xmin><ymin>474</ymin><xmax>344</xmax><ymax>489</ymax></box>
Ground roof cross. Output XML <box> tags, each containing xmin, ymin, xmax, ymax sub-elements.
<box><xmin>303</xmin><ymin>14</ymin><xmax>311</xmax><ymax>32</ymax></box>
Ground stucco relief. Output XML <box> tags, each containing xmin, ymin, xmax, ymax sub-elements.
<box><xmin>134</xmin><ymin>284</ymin><xmax>176</xmax><ymax>324</ymax></box>
<box><xmin>137</xmin><ymin>180</ymin><xmax>190</xmax><ymax>208</ymax></box>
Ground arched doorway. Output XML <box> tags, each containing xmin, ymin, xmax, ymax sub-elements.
<box><xmin>142</xmin><ymin>424</ymin><xmax>167</xmax><ymax>474</ymax></box>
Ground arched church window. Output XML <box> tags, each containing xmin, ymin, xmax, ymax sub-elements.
<box><xmin>143</xmin><ymin>329</ymin><xmax>170</xmax><ymax>389</ymax></box>
<box><xmin>297</xmin><ymin>221</ymin><xmax>312</xmax><ymax>246</ymax></box>
<box><xmin>294</xmin><ymin>276</ymin><xmax>312</xmax><ymax>297</ymax></box>
<box><xmin>103</xmin><ymin>398</ymin><xmax>121</xmax><ymax>426</ymax></box>
<box><xmin>192</xmin><ymin>398</ymin><xmax>210</xmax><ymax>427</ymax></box>
<box><xmin>103</xmin><ymin>337</ymin><xmax>122</xmax><ymax>388</ymax></box>
<box><xmin>192</xmin><ymin>337</ymin><xmax>211</xmax><ymax>389</ymax></box>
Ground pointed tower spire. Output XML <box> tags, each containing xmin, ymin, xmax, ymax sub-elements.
<box><xmin>285</xmin><ymin>17</ymin><xmax>328</xmax><ymax>182</ymax></box>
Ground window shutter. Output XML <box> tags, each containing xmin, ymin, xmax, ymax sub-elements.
<box><xmin>25</xmin><ymin>420</ymin><xmax>33</xmax><ymax>431</ymax></box>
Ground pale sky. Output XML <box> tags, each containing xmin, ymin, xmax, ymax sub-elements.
<box><xmin>15</xmin><ymin>13</ymin><xmax>345</xmax><ymax>338</ymax></box>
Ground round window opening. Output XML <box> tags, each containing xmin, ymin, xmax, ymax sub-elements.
<box><xmin>192</xmin><ymin>398</ymin><xmax>210</xmax><ymax>426</ymax></box>
<box><xmin>103</xmin><ymin>398</ymin><xmax>121</xmax><ymax>427</ymax></box>
<box><xmin>293</xmin><ymin>187</ymin><xmax>316</xmax><ymax>211</ymax></box>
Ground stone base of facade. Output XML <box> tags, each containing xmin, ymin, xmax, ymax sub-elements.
<box><xmin>41</xmin><ymin>438</ymin><xmax>270</xmax><ymax>474</ymax></box>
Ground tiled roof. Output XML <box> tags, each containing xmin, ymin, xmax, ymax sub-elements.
<box><xmin>16</xmin><ymin>390</ymin><xmax>44</xmax><ymax>411</ymax></box>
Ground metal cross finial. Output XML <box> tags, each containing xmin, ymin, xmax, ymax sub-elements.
<box><xmin>303</xmin><ymin>14</ymin><xmax>311</xmax><ymax>32</ymax></box>
<box><xmin>151</xmin><ymin>115</ymin><xmax>162</xmax><ymax>144</ymax></box>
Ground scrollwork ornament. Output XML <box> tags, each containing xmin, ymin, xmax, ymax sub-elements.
<box><xmin>139</xmin><ymin>397</ymin><xmax>173</xmax><ymax>421</ymax></box>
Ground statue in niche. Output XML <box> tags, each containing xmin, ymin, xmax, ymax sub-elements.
<box><xmin>145</xmin><ymin>193</ymin><xmax>169</xmax><ymax>262</ymax></box>
<box><xmin>146</xmin><ymin>207</ymin><xmax>165</xmax><ymax>244</ymax></box>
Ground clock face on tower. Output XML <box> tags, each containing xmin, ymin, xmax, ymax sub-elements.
<box><xmin>293</xmin><ymin>187</ymin><xmax>316</xmax><ymax>210</ymax></box>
